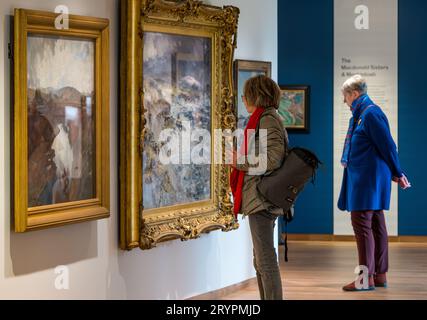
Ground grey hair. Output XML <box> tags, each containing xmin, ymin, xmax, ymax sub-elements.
<box><xmin>341</xmin><ymin>75</ymin><xmax>368</xmax><ymax>95</ymax></box>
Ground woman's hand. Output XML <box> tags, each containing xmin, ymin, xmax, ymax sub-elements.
<box><xmin>392</xmin><ymin>174</ymin><xmax>411</xmax><ymax>190</ymax></box>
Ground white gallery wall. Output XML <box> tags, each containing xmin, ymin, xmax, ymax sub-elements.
<box><xmin>0</xmin><ymin>0</ymin><xmax>278</xmax><ymax>299</ymax></box>
<box><xmin>333</xmin><ymin>0</ymin><xmax>398</xmax><ymax>236</ymax></box>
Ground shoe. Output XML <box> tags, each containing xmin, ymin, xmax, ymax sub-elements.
<box><xmin>374</xmin><ymin>273</ymin><xmax>388</xmax><ymax>288</ymax></box>
<box><xmin>342</xmin><ymin>275</ymin><xmax>375</xmax><ymax>291</ymax></box>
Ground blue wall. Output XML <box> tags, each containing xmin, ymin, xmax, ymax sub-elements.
<box><xmin>278</xmin><ymin>0</ymin><xmax>334</xmax><ymax>234</ymax></box>
<box><xmin>398</xmin><ymin>0</ymin><xmax>427</xmax><ymax>235</ymax></box>
<box><xmin>278</xmin><ymin>0</ymin><xmax>427</xmax><ymax>236</ymax></box>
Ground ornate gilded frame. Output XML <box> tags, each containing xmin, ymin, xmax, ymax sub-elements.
<box><xmin>13</xmin><ymin>9</ymin><xmax>110</xmax><ymax>232</ymax></box>
<box><xmin>120</xmin><ymin>0</ymin><xmax>240</xmax><ymax>250</ymax></box>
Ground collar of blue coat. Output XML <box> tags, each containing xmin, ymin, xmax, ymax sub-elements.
<box><xmin>351</xmin><ymin>94</ymin><xmax>373</xmax><ymax>119</ymax></box>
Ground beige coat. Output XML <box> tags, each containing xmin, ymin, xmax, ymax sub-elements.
<box><xmin>235</xmin><ymin>107</ymin><xmax>288</xmax><ymax>216</ymax></box>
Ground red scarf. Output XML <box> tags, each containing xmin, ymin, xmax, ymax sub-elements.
<box><xmin>230</xmin><ymin>107</ymin><xmax>265</xmax><ymax>218</ymax></box>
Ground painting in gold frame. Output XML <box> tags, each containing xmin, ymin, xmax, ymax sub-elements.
<box><xmin>13</xmin><ymin>9</ymin><xmax>110</xmax><ymax>232</ymax></box>
<box><xmin>120</xmin><ymin>0</ymin><xmax>240</xmax><ymax>250</ymax></box>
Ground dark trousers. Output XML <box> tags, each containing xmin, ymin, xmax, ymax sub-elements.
<box><xmin>351</xmin><ymin>210</ymin><xmax>389</xmax><ymax>276</ymax></box>
<box><xmin>249</xmin><ymin>211</ymin><xmax>283</xmax><ymax>300</ymax></box>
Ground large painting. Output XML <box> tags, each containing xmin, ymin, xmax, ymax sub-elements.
<box><xmin>120</xmin><ymin>0</ymin><xmax>240</xmax><ymax>250</ymax></box>
<box><xmin>234</xmin><ymin>60</ymin><xmax>271</xmax><ymax>131</ymax></box>
<box><xmin>14</xmin><ymin>9</ymin><xmax>110</xmax><ymax>232</ymax></box>
<box><xmin>143</xmin><ymin>32</ymin><xmax>211</xmax><ymax>210</ymax></box>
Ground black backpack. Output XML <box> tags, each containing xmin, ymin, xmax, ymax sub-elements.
<box><xmin>257</xmin><ymin>147</ymin><xmax>322</xmax><ymax>261</ymax></box>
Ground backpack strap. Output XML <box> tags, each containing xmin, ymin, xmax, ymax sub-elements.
<box><xmin>284</xmin><ymin>219</ymin><xmax>289</xmax><ymax>262</ymax></box>
<box><xmin>256</xmin><ymin>111</ymin><xmax>289</xmax><ymax>153</ymax></box>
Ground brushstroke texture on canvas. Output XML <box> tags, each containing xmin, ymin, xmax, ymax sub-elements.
<box><xmin>143</xmin><ymin>32</ymin><xmax>212</xmax><ymax>210</ymax></box>
<box><xmin>27</xmin><ymin>35</ymin><xmax>95</xmax><ymax>207</ymax></box>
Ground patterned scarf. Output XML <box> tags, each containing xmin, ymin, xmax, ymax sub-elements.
<box><xmin>230</xmin><ymin>107</ymin><xmax>265</xmax><ymax>218</ymax></box>
<box><xmin>341</xmin><ymin>94</ymin><xmax>373</xmax><ymax>168</ymax></box>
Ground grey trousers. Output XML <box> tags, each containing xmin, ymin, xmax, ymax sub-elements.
<box><xmin>248</xmin><ymin>210</ymin><xmax>283</xmax><ymax>300</ymax></box>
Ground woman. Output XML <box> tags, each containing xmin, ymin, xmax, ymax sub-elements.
<box><xmin>230</xmin><ymin>75</ymin><xmax>287</xmax><ymax>300</ymax></box>
<box><xmin>338</xmin><ymin>75</ymin><xmax>411</xmax><ymax>291</ymax></box>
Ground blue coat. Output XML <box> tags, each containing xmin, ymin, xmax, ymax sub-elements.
<box><xmin>338</xmin><ymin>95</ymin><xmax>403</xmax><ymax>212</ymax></box>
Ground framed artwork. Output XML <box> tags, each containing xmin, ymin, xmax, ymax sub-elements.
<box><xmin>143</xmin><ymin>33</ymin><xmax>212</xmax><ymax>210</ymax></box>
<box><xmin>120</xmin><ymin>0</ymin><xmax>240</xmax><ymax>250</ymax></box>
<box><xmin>13</xmin><ymin>9</ymin><xmax>110</xmax><ymax>232</ymax></box>
<box><xmin>233</xmin><ymin>60</ymin><xmax>271</xmax><ymax>131</ymax></box>
<box><xmin>278</xmin><ymin>85</ymin><xmax>310</xmax><ymax>132</ymax></box>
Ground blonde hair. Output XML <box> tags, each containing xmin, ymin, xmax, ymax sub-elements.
<box><xmin>243</xmin><ymin>75</ymin><xmax>281</xmax><ymax>109</ymax></box>
<box><xmin>341</xmin><ymin>75</ymin><xmax>368</xmax><ymax>95</ymax></box>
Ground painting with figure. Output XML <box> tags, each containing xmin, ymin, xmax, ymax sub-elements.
<box><xmin>278</xmin><ymin>86</ymin><xmax>309</xmax><ymax>131</ymax></box>
<box><xmin>143</xmin><ymin>32</ymin><xmax>212</xmax><ymax>210</ymax></box>
<box><xmin>27</xmin><ymin>35</ymin><xmax>95</xmax><ymax>207</ymax></box>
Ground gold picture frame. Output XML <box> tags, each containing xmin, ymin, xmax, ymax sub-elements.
<box><xmin>13</xmin><ymin>9</ymin><xmax>110</xmax><ymax>232</ymax></box>
<box><xmin>120</xmin><ymin>0</ymin><xmax>240</xmax><ymax>250</ymax></box>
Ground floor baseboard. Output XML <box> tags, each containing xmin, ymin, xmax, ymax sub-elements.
<box><xmin>187</xmin><ymin>278</ymin><xmax>257</xmax><ymax>300</ymax></box>
<box><xmin>285</xmin><ymin>234</ymin><xmax>427</xmax><ymax>243</ymax></box>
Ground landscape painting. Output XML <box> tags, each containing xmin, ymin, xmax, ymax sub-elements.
<box><xmin>27</xmin><ymin>35</ymin><xmax>95</xmax><ymax>208</ymax></box>
<box><xmin>142</xmin><ymin>32</ymin><xmax>212</xmax><ymax>210</ymax></box>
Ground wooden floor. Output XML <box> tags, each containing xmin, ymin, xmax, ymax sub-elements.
<box><xmin>194</xmin><ymin>241</ymin><xmax>427</xmax><ymax>300</ymax></box>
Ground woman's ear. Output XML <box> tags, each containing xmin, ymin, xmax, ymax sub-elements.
<box><xmin>353</xmin><ymin>91</ymin><xmax>361</xmax><ymax>100</ymax></box>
